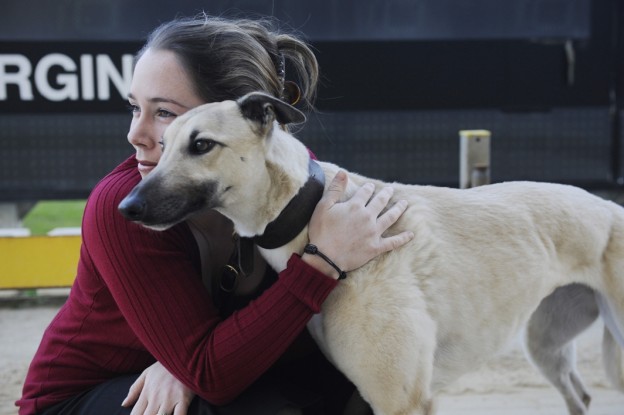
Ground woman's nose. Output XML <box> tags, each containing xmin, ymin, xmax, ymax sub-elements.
<box><xmin>127</xmin><ymin>115</ymin><xmax>157</xmax><ymax>149</ymax></box>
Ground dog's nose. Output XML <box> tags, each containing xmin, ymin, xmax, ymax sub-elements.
<box><xmin>118</xmin><ymin>194</ymin><xmax>146</xmax><ymax>222</ymax></box>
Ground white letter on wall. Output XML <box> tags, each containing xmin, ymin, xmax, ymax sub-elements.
<box><xmin>80</xmin><ymin>54</ymin><xmax>95</xmax><ymax>100</ymax></box>
<box><xmin>0</xmin><ymin>54</ymin><xmax>33</xmax><ymax>100</ymax></box>
<box><xmin>35</xmin><ymin>54</ymin><xmax>79</xmax><ymax>101</ymax></box>
<box><xmin>96</xmin><ymin>54</ymin><xmax>133</xmax><ymax>100</ymax></box>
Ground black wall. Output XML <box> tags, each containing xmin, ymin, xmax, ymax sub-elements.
<box><xmin>0</xmin><ymin>0</ymin><xmax>622</xmax><ymax>201</ymax></box>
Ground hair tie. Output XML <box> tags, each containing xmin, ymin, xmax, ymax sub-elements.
<box><xmin>276</xmin><ymin>52</ymin><xmax>301</xmax><ymax>106</ymax></box>
<box><xmin>276</xmin><ymin>53</ymin><xmax>286</xmax><ymax>84</ymax></box>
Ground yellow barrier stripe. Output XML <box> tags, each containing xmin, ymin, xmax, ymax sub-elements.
<box><xmin>0</xmin><ymin>236</ymin><xmax>81</xmax><ymax>289</ymax></box>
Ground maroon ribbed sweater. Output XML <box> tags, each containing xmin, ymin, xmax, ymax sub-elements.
<box><xmin>17</xmin><ymin>155</ymin><xmax>337</xmax><ymax>414</ymax></box>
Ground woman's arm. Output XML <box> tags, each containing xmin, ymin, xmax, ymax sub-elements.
<box><xmin>85</xmin><ymin>166</ymin><xmax>410</xmax><ymax>407</ymax></box>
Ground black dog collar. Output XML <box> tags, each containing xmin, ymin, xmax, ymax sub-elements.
<box><xmin>253</xmin><ymin>159</ymin><xmax>325</xmax><ymax>249</ymax></box>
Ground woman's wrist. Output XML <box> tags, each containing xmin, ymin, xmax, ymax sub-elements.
<box><xmin>301</xmin><ymin>251</ymin><xmax>340</xmax><ymax>280</ymax></box>
<box><xmin>281</xmin><ymin>254</ymin><xmax>338</xmax><ymax>313</ymax></box>
<box><xmin>303</xmin><ymin>244</ymin><xmax>347</xmax><ymax>280</ymax></box>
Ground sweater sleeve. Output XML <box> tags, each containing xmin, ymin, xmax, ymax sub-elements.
<box><xmin>82</xmin><ymin>159</ymin><xmax>337</xmax><ymax>405</ymax></box>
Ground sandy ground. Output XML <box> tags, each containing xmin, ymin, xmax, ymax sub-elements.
<box><xmin>1</xmin><ymin>297</ymin><xmax>623</xmax><ymax>415</ymax></box>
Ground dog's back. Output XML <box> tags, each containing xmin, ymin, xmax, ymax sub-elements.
<box><xmin>313</xmin><ymin>167</ymin><xmax>624</xmax><ymax>412</ymax></box>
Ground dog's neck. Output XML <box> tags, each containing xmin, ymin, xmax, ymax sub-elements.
<box><xmin>252</xmin><ymin>158</ymin><xmax>325</xmax><ymax>249</ymax></box>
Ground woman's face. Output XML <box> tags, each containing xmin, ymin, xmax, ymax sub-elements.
<box><xmin>127</xmin><ymin>48</ymin><xmax>204</xmax><ymax>178</ymax></box>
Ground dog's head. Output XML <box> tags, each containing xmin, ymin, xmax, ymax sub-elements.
<box><xmin>118</xmin><ymin>92</ymin><xmax>308</xmax><ymax>233</ymax></box>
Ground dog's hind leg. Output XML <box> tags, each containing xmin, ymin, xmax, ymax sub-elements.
<box><xmin>595</xmin><ymin>292</ymin><xmax>624</xmax><ymax>392</ymax></box>
<box><xmin>602</xmin><ymin>327</ymin><xmax>624</xmax><ymax>392</ymax></box>
<box><xmin>526</xmin><ymin>284</ymin><xmax>599</xmax><ymax>415</ymax></box>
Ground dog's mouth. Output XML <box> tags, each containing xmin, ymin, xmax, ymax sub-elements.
<box><xmin>118</xmin><ymin>180</ymin><xmax>218</xmax><ymax>230</ymax></box>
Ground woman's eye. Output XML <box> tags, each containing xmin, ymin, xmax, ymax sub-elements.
<box><xmin>156</xmin><ymin>109</ymin><xmax>176</xmax><ymax>118</ymax></box>
<box><xmin>127</xmin><ymin>103</ymin><xmax>139</xmax><ymax>114</ymax></box>
<box><xmin>192</xmin><ymin>139</ymin><xmax>216</xmax><ymax>154</ymax></box>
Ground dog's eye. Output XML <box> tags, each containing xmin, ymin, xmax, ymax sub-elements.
<box><xmin>191</xmin><ymin>139</ymin><xmax>217</xmax><ymax>154</ymax></box>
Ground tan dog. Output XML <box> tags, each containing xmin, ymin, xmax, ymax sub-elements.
<box><xmin>119</xmin><ymin>92</ymin><xmax>624</xmax><ymax>415</ymax></box>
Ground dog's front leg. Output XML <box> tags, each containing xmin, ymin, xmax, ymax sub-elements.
<box><xmin>318</xmin><ymin>282</ymin><xmax>437</xmax><ymax>415</ymax></box>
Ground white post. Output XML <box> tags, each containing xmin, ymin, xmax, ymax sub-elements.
<box><xmin>0</xmin><ymin>202</ymin><xmax>35</xmax><ymax>229</ymax></box>
<box><xmin>0</xmin><ymin>203</ymin><xmax>23</xmax><ymax>228</ymax></box>
<box><xmin>459</xmin><ymin>130</ymin><xmax>491</xmax><ymax>189</ymax></box>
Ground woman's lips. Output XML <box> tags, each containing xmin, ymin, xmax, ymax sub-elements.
<box><xmin>137</xmin><ymin>160</ymin><xmax>157</xmax><ymax>175</ymax></box>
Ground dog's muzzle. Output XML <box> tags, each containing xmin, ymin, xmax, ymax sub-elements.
<box><xmin>118</xmin><ymin>179</ymin><xmax>218</xmax><ymax>229</ymax></box>
<box><xmin>118</xmin><ymin>188</ymin><xmax>148</xmax><ymax>222</ymax></box>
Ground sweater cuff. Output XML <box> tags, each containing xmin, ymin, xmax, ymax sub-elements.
<box><xmin>279</xmin><ymin>253</ymin><xmax>338</xmax><ymax>313</ymax></box>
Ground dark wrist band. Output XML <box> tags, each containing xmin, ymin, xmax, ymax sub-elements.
<box><xmin>303</xmin><ymin>243</ymin><xmax>347</xmax><ymax>280</ymax></box>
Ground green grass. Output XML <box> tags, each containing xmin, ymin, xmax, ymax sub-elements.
<box><xmin>23</xmin><ymin>200</ymin><xmax>86</xmax><ymax>235</ymax></box>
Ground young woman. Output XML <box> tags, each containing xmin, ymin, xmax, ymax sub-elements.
<box><xmin>18</xmin><ymin>14</ymin><xmax>412</xmax><ymax>415</ymax></box>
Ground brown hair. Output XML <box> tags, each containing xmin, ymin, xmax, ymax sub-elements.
<box><xmin>138</xmin><ymin>13</ymin><xmax>319</xmax><ymax>110</ymax></box>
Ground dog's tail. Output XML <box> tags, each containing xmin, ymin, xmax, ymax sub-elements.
<box><xmin>596</xmin><ymin>292</ymin><xmax>624</xmax><ymax>392</ymax></box>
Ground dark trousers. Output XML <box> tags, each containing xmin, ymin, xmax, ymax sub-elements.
<box><xmin>39</xmin><ymin>350</ymin><xmax>357</xmax><ymax>415</ymax></box>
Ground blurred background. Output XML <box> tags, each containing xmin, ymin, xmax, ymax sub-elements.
<box><xmin>0</xmin><ymin>0</ymin><xmax>623</xmax><ymax>229</ymax></box>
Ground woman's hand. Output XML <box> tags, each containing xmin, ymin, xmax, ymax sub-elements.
<box><xmin>304</xmin><ymin>170</ymin><xmax>414</xmax><ymax>279</ymax></box>
<box><xmin>121</xmin><ymin>361</ymin><xmax>195</xmax><ymax>415</ymax></box>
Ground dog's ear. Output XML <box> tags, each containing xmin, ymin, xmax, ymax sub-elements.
<box><xmin>237</xmin><ymin>92</ymin><xmax>306</xmax><ymax>126</ymax></box>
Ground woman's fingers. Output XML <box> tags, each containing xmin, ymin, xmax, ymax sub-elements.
<box><xmin>123</xmin><ymin>373</ymin><xmax>145</xmax><ymax>407</ymax></box>
<box><xmin>364</xmin><ymin>185</ymin><xmax>393</xmax><ymax>213</ymax></box>
<box><xmin>173</xmin><ymin>401</ymin><xmax>191</xmax><ymax>415</ymax></box>
<box><xmin>317</xmin><ymin>170</ymin><xmax>349</xmax><ymax>209</ymax></box>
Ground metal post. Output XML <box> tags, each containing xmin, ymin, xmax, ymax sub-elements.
<box><xmin>459</xmin><ymin>130</ymin><xmax>491</xmax><ymax>189</ymax></box>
